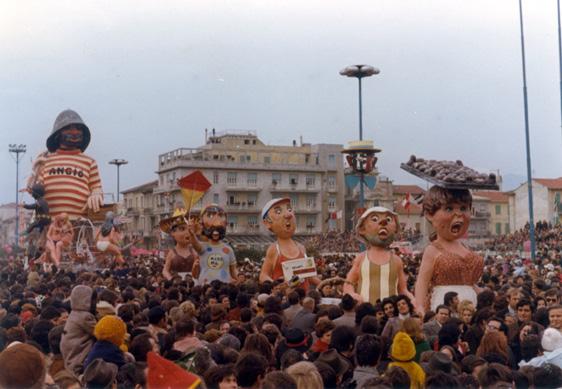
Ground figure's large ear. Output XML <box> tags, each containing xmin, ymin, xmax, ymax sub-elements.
<box><xmin>263</xmin><ymin>217</ymin><xmax>272</xmax><ymax>231</ymax></box>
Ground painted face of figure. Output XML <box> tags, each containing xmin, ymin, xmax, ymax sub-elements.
<box><xmin>171</xmin><ymin>224</ymin><xmax>190</xmax><ymax>245</ymax></box>
<box><xmin>264</xmin><ymin>200</ymin><xmax>296</xmax><ymax>239</ymax></box>
<box><xmin>426</xmin><ymin>202</ymin><xmax>471</xmax><ymax>242</ymax></box>
<box><xmin>202</xmin><ymin>206</ymin><xmax>227</xmax><ymax>241</ymax></box>
<box><xmin>59</xmin><ymin>126</ymin><xmax>84</xmax><ymax>150</ymax></box>
<box><xmin>359</xmin><ymin>212</ymin><xmax>398</xmax><ymax>248</ymax></box>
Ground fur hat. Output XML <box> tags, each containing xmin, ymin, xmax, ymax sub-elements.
<box><xmin>0</xmin><ymin>343</ymin><xmax>46</xmax><ymax>389</ymax></box>
<box><xmin>94</xmin><ymin>315</ymin><xmax>127</xmax><ymax>350</ymax></box>
<box><xmin>390</xmin><ymin>332</ymin><xmax>416</xmax><ymax>362</ymax></box>
<box><xmin>541</xmin><ymin>328</ymin><xmax>562</xmax><ymax>352</ymax></box>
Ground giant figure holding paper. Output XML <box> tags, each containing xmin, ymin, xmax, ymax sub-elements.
<box><xmin>259</xmin><ymin>198</ymin><xmax>320</xmax><ymax>290</ymax></box>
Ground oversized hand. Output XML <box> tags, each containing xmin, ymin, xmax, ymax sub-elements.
<box><xmin>85</xmin><ymin>190</ymin><xmax>103</xmax><ymax>213</ymax></box>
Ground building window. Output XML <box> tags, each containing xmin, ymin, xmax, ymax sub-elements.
<box><xmin>495</xmin><ymin>204</ymin><xmax>501</xmax><ymax>215</ymax></box>
<box><xmin>247</xmin><ymin>172</ymin><xmax>257</xmax><ymax>186</ymax></box>
<box><xmin>213</xmin><ymin>171</ymin><xmax>219</xmax><ymax>184</ymax></box>
<box><xmin>306</xmin><ymin>175</ymin><xmax>315</xmax><ymax>187</ymax></box>
<box><xmin>328</xmin><ymin>196</ymin><xmax>336</xmax><ymax>210</ymax></box>
<box><xmin>248</xmin><ymin>215</ymin><xmax>258</xmax><ymax>229</ymax></box>
<box><xmin>264</xmin><ymin>156</ymin><xmax>271</xmax><ymax>164</ymax></box>
<box><xmin>228</xmin><ymin>215</ymin><xmax>238</xmax><ymax>231</ymax></box>
<box><xmin>505</xmin><ymin>223</ymin><xmax>510</xmax><ymax>234</ymax></box>
<box><xmin>306</xmin><ymin>194</ymin><xmax>316</xmax><ymax>209</ymax></box>
<box><xmin>495</xmin><ymin>223</ymin><xmax>501</xmax><ymax>234</ymax></box>
<box><xmin>272</xmin><ymin>173</ymin><xmax>281</xmax><ymax>185</ymax></box>
<box><xmin>328</xmin><ymin>154</ymin><xmax>336</xmax><ymax>167</ymax></box>
<box><xmin>306</xmin><ymin>215</ymin><xmax>316</xmax><ymax>230</ymax></box>
<box><xmin>328</xmin><ymin>175</ymin><xmax>336</xmax><ymax>190</ymax></box>
<box><xmin>213</xmin><ymin>193</ymin><xmax>219</xmax><ymax>204</ymax></box>
<box><xmin>248</xmin><ymin>193</ymin><xmax>257</xmax><ymax>207</ymax></box>
<box><xmin>290</xmin><ymin>194</ymin><xmax>298</xmax><ymax>208</ymax></box>
<box><xmin>289</xmin><ymin>174</ymin><xmax>298</xmax><ymax>186</ymax></box>
<box><xmin>227</xmin><ymin>172</ymin><xmax>237</xmax><ymax>185</ymax></box>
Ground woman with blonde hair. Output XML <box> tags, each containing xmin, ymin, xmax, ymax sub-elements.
<box><xmin>458</xmin><ymin>300</ymin><xmax>475</xmax><ymax>325</ymax></box>
<box><xmin>401</xmin><ymin>317</ymin><xmax>430</xmax><ymax>363</ymax></box>
<box><xmin>285</xmin><ymin>361</ymin><xmax>323</xmax><ymax>389</ymax></box>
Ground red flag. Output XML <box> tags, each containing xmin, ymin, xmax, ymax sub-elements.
<box><xmin>147</xmin><ymin>352</ymin><xmax>201</xmax><ymax>389</ymax></box>
<box><xmin>402</xmin><ymin>193</ymin><xmax>411</xmax><ymax>211</ymax></box>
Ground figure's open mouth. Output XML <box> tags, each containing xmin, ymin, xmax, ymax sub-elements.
<box><xmin>285</xmin><ymin>222</ymin><xmax>293</xmax><ymax>229</ymax></box>
<box><xmin>451</xmin><ymin>221</ymin><xmax>464</xmax><ymax>234</ymax></box>
<box><xmin>378</xmin><ymin>228</ymin><xmax>389</xmax><ymax>238</ymax></box>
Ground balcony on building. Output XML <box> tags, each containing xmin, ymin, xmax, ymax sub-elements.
<box><xmin>157</xmin><ymin>148</ymin><xmax>325</xmax><ymax>173</ymax></box>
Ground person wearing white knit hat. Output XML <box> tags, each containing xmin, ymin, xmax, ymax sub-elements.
<box><xmin>259</xmin><ymin>198</ymin><xmax>320</xmax><ymax>290</ymax></box>
<box><xmin>519</xmin><ymin>328</ymin><xmax>562</xmax><ymax>369</ymax></box>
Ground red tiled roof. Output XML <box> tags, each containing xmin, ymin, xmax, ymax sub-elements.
<box><xmin>534</xmin><ymin>177</ymin><xmax>562</xmax><ymax>190</ymax></box>
<box><xmin>472</xmin><ymin>191</ymin><xmax>509</xmax><ymax>202</ymax></box>
<box><xmin>393</xmin><ymin>185</ymin><xmax>425</xmax><ymax>195</ymax></box>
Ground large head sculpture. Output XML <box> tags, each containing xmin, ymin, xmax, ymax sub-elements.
<box><xmin>262</xmin><ymin>198</ymin><xmax>295</xmax><ymax>239</ymax></box>
<box><xmin>422</xmin><ymin>186</ymin><xmax>472</xmax><ymax>242</ymax></box>
<box><xmin>201</xmin><ymin>204</ymin><xmax>227</xmax><ymax>242</ymax></box>
<box><xmin>46</xmin><ymin>109</ymin><xmax>91</xmax><ymax>152</ymax></box>
<box><xmin>356</xmin><ymin>206</ymin><xmax>399</xmax><ymax>248</ymax></box>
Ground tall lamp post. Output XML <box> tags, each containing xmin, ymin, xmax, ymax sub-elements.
<box><xmin>109</xmin><ymin>159</ymin><xmax>128</xmax><ymax>202</ymax></box>
<box><xmin>339</xmin><ymin>64</ymin><xmax>380</xmax><ymax>208</ymax></box>
<box><xmin>9</xmin><ymin>144</ymin><xmax>26</xmax><ymax>247</ymax></box>
<box><xmin>517</xmin><ymin>0</ymin><xmax>536</xmax><ymax>261</ymax></box>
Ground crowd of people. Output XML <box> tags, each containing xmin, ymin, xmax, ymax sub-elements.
<box><xmin>304</xmin><ymin>228</ymin><xmax>423</xmax><ymax>255</ymax></box>
<box><xmin>0</xmin><ymin>221</ymin><xmax>560</xmax><ymax>389</ymax></box>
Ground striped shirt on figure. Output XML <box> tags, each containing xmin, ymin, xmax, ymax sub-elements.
<box><xmin>40</xmin><ymin>149</ymin><xmax>102</xmax><ymax>220</ymax></box>
<box><xmin>357</xmin><ymin>251</ymin><xmax>399</xmax><ymax>304</ymax></box>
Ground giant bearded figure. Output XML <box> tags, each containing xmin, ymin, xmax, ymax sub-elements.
<box><xmin>195</xmin><ymin>204</ymin><xmax>237</xmax><ymax>284</ymax></box>
<box><xmin>34</xmin><ymin>110</ymin><xmax>103</xmax><ymax>220</ymax></box>
<box><xmin>344</xmin><ymin>207</ymin><xmax>414</xmax><ymax>304</ymax></box>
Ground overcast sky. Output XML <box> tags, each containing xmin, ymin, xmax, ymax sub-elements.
<box><xmin>1</xmin><ymin>0</ymin><xmax>561</xmax><ymax>205</ymax></box>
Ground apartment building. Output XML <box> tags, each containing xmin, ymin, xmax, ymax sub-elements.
<box><xmin>151</xmin><ymin>131</ymin><xmax>345</xmax><ymax>246</ymax></box>
<box><xmin>473</xmin><ymin>191</ymin><xmax>510</xmax><ymax>235</ymax></box>
<box><xmin>508</xmin><ymin>177</ymin><xmax>562</xmax><ymax>230</ymax></box>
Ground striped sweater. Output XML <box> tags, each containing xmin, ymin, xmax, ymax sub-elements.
<box><xmin>40</xmin><ymin>149</ymin><xmax>102</xmax><ymax>220</ymax></box>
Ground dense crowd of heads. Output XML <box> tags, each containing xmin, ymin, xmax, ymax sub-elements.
<box><xmin>0</xmin><ymin>222</ymin><xmax>560</xmax><ymax>388</ymax></box>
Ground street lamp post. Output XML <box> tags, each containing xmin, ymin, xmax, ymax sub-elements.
<box><xmin>109</xmin><ymin>159</ymin><xmax>128</xmax><ymax>202</ymax></box>
<box><xmin>9</xmin><ymin>144</ymin><xmax>26</xmax><ymax>247</ymax></box>
<box><xmin>517</xmin><ymin>0</ymin><xmax>536</xmax><ymax>261</ymax></box>
<box><xmin>339</xmin><ymin>64</ymin><xmax>380</xmax><ymax>207</ymax></box>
